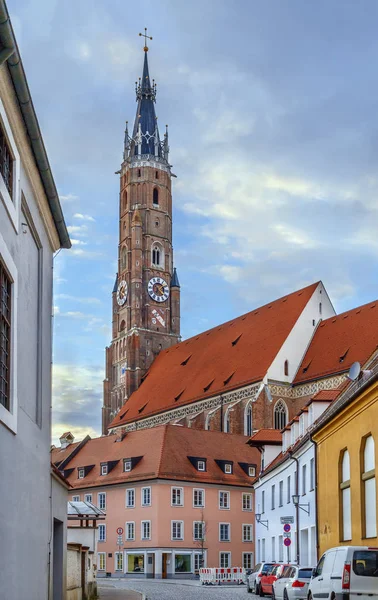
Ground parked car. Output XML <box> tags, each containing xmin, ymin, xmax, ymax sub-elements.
<box><xmin>260</xmin><ymin>564</ymin><xmax>291</xmax><ymax>596</ymax></box>
<box><xmin>247</xmin><ymin>563</ymin><xmax>276</xmax><ymax>594</ymax></box>
<box><xmin>272</xmin><ymin>565</ymin><xmax>313</xmax><ymax>600</ymax></box>
<box><xmin>309</xmin><ymin>546</ymin><xmax>378</xmax><ymax>600</ymax></box>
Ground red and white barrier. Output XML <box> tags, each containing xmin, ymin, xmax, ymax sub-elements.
<box><xmin>199</xmin><ymin>566</ymin><xmax>246</xmax><ymax>585</ymax></box>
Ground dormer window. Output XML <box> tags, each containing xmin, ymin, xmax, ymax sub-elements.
<box><xmin>197</xmin><ymin>460</ymin><xmax>206</xmax><ymax>472</ymax></box>
<box><xmin>225</xmin><ymin>464</ymin><xmax>232</xmax><ymax>474</ymax></box>
<box><xmin>101</xmin><ymin>464</ymin><xmax>108</xmax><ymax>476</ymax></box>
<box><xmin>124</xmin><ymin>459</ymin><xmax>132</xmax><ymax>472</ymax></box>
<box><xmin>78</xmin><ymin>468</ymin><xmax>84</xmax><ymax>479</ymax></box>
<box><xmin>248</xmin><ymin>466</ymin><xmax>256</xmax><ymax>477</ymax></box>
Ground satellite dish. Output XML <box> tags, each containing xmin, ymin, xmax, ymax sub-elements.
<box><xmin>348</xmin><ymin>362</ymin><xmax>361</xmax><ymax>381</ymax></box>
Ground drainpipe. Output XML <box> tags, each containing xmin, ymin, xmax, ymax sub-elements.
<box><xmin>220</xmin><ymin>395</ymin><xmax>224</xmax><ymax>432</ymax></box>
<box><xmin>289</xmin><ymin>451</ymin><xmax>300</xmax><ymax>565</ymax></box>
<box><xmin>310</xmin><ymin>434</ymin><xmax>320</xmax><ymax>562</ymax></box>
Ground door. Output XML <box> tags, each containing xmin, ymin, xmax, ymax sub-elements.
<box><xmin>162</xmin><ymin>553</ymin><xmax>167</xmax><ymax>579</ymax></box>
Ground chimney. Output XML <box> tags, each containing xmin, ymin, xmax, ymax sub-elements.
<box><xmin>59</xmin><ymin>431</ymin><xmax>74</xmax><ymax>449</ymax></box>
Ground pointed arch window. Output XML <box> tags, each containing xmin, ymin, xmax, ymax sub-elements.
<box><xmin>151</xmin><ymin>242</ymin><xmax>164</xmax><ymax>268</ymax></box>
<box><xmin>153</xmin><ymin>187</ymin><xmax>159</xmax><ymax>206</ymax></box>
<box><xmin>245</xmin><ymin>403</ymin><xmax>253</xmax><ymax>437</ymax></box>
<box><xmin>224</xmin><ymin>409</ymin><xmax>231</xmax><ymax>434</ymax></box>
<box><xmin>362</xmin><ymin>435</ymin><xmax>377</xmax><ymax>538</ymax></box>
<box><xmin>340</xmin><ymin>449</ymin><xmax>352</xmax><ymax>541</ymax></box>
<box><xmin>121</xmin><ymin>246</ymin><xmax>127</xmax><ymax>271</ymax></box>
<box><xmin>274</xmin><ymin>400</ymin><xmax>287</xmax><ymax>430</ymax></box>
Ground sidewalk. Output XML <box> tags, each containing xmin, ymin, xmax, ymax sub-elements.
<box><xmin>98</xmin><ymin>584</ymin><xmax>143</xmax><ymax>599</ymax></box>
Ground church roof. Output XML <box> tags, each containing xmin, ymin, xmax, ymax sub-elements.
<box><xmin>109</xmin><ymin>282</ymin><xmax>319</xmax><ymax>429</ymax></box>
<box><xmin>294</xmin><ymin>300</ymin><xmax>378</xmax><ymax>384</ymax></box>
<box><xmin>171</xmin><ymin>267</ymin><xmax>180</xmax><ymax>288</ymax></box>
<box><xmin>131</xmin><ymin>50</ymin><xmax>161</xmax><ymax>157</ymax></box>
<box><xmin>59</xmin><ymin>425</ymin><xmax>260</xmax><ymax>489</ymax></box>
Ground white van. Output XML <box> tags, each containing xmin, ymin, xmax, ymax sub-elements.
<box><xmin>308</xmin><ymin>546</ymin><xmax>378</xmax><ymax>600</ymax></box>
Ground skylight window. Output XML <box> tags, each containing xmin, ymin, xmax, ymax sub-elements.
<box><xmin>138</xmin><ymin>402</ymin><xmax>148</xmax><ymax>414</ymax></box>
<box><xmin>223</xmin><ymin>372</ymin><xmax>235</xmax><ymax>386</ymax></box>
<box><xmin>231</xmin><ymin>334</ymin><xmax>242</xmax><ymax>347</ymax></box>
<box><xmin>174</xmin><ymin>390</ymin><xmax>184</xmax><ymax>402</ymax></box>
<box><xmin>181</xmin><ymin>355</ymin><xmax>191</xmax><ymax>366</ymax></box>
<box><xmin>203</xmin><ymin>379</ymin><xmax>214</xmax><ymax>392</ymax></box>
<box><xmin>339</xmin><ymin>349</ymin><xmax>349</xmax><ymax>363</ymax></box>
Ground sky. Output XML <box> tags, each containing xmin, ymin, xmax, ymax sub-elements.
<box><xmin>9</xmin><ymin>0</ymin><xmax>378</xmax><ymax>444</ymax></box>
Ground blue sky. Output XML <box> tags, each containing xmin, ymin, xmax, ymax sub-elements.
<box><xmin>10</xmin><ymin>0</ymin><xmax>378</xmax><ymax>443</ymax></box>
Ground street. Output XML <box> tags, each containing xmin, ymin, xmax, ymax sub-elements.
<box><xmin>98</xmin><ymin>578</ymin><xmax>254</xmax><ymax>599</ymax></box>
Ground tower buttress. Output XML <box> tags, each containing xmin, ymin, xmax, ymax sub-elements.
<box><xmin>102</xmin><ymin>44</ymin><xmax>181</xmax><ymax>434</ymax></box>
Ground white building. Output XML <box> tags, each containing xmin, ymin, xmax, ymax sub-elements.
<box><xmin>0</xmin><ymin>2</ymin><xmax>70</xmax><ymax>599</ymax></box>
<box><xmin>252</xmin><ymin>391</ymin><xmax>337</xmax><ymax>567</ymax></box>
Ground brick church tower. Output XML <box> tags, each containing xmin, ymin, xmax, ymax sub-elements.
<box><xmin>102</xmin><ymin>42</ymin><xmax>181</xmax><ymax>434</ymax></box>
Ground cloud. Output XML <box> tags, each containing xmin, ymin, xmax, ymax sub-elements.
<box><xmin>73</xmin><ymin>213</ymin><xmax>95</xmax><ymax>222</ymax></box>
<box><xmin>67</xmin><ymin>224</ymin><xmax>88</xmax><ymax>236</ymax></box>
<box><xmin>71</xmin><ymin>239</ymin><xmax>88</xmax><ymax>246</ymax></box>
<box><xmin>59</xmin><ymin>193</ymin><xmax>79</xmax><ymax>203</ymax></box>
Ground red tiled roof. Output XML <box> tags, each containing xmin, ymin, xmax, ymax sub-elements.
<box><xmin>110</xmin><ymin>282</ymin><xmax>319</xmax><ymax>429</ymax></box>
<box><xmin>60</xmin><ymin>425</ymin><xmax>261</xmax><ymax>489</ymax></box>
<box><xmin>294</xmin><ymin>301</ymin><xmax>378</xmax><ymax>384</ymax></box>
<box><xmin>308</xmin><ymin>389</ymin><xmax>342</xmax><ymax>403</ymax></box>
<box><xmin>51</xmin><ymin>442</ymin><xmax>80</xmax><ymax>466</ymax></box>
<box><xmin>248</xmin><ymin>429</ymin><xmax>283</xmax><ymax>445</ymax></box>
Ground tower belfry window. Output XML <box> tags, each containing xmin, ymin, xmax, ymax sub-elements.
<box><xmin>152</xmin><ymin>245</ymin><xmax>160</xmax><ymax>266</ymax></box>
<box><xmin>153</xmin><ymin>188</ymin><xmax>159</xmax><ymax>205</ymax></box>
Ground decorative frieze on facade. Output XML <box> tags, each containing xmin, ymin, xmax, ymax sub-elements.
<box><xmin>269</xmin><ymin>374</ymin><xmax>347</xmax><ymax>399</ymax></box>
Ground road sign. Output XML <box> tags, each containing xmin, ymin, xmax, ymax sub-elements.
<box><xmin>280</xmin><ymin>516</ymin><xmax>294</xmax><ymax>524</ymax></box>
<box><xmin>117</xmin><ymin>536</ymin><xmax>123</xmax><ymax>545</ymax></box>
<box><xmin>116</xmin><ymin>527</ymin><xmax>124</xmax><ymax>535</ymax></box>
<box><xmin>283</xmin><ymin>532</ymin><xmax>291</xmax><ymax>538</ymax></box>
<box><xmin>284</xmin><ymin>537</ymin><xmax>292</xmax><ymax>547</ymax></box>
<box><xmin>283</xmin><ymin>523</ymin><xmax>291</xmax><ymax>533</ymax></box>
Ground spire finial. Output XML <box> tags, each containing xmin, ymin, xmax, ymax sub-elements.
<box><xmin>139</xmin><ymin>27</ymin><xmax>153</xmax><ymax>52</ymax></box>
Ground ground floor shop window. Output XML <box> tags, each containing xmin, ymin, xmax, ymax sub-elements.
<box><xmin>175</xmin><ymin>554</ymin><xmax>191</xmax><ymax>573</ymax></box>
<box><xmin>128</xmin><ymin>554</ymin><xmax>144</xmax><ymax>573</ymax></box>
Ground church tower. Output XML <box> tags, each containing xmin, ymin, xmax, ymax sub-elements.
<box><xmin>102</xmin><ymin>38</ymin><xmax>181</xmax><ymax>434</ymax></box>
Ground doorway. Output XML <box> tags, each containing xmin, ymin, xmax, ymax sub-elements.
<box><xmin>162</xmin><ymin>553</ymin><xmax>167</xmax><ymax>579</ymax></box>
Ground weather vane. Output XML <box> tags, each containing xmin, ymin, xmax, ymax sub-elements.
<box><xmin>139</xmin><ymin>28</ymin><xmax>152</xmax><ymax>52</ymax></box>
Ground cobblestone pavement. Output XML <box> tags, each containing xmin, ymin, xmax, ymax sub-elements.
<box><xmin>98</xmin><ymin>578</ymin><xmax>256</xmax><ymax>599</ymax></box>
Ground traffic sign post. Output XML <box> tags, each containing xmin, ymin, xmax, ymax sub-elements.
<box><xmin>283</xmin><ymin>523</ymin><xmax>291</xmax><ymax>533</ymax></box>
<box><xmin>284</xmin><ymin>537</ymin><xmax>291</xmax><ymax>547</ymax></box>
<box><xmin>116</xmin><ymin>527</ymin><xmax>124</xmax><ymax>535</ymax></box>
<box><xmin>280</xmin><ymin>516</ymin><xmax>294</xmax><ymax>524</ymax></box>
<box><xmin>283</xmin><ymin>522</ymin><xmax>292</xmax><ymax>563</ymax></box>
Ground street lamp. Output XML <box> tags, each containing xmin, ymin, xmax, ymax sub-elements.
<box><xmin>292</xmin><ymin>495</ymin><xmax>310</xmax><ymax>515</ymax></box>
<box><xmin>256</xmin><ymin>513</ymin><xmax>269</xmax><ymax>529</ymax></box>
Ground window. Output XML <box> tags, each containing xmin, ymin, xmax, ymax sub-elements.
<box><xmin>127</xmin><ymin>554</ymin><xmax>144</xmax><ymax>573</ymax></box>
<box><xmin>193</xmin><ymin>521</ymin><xmax>205</xmax><ymax>541</ymax></box>
<box><xmin>126</xmin><ymin>488</ymin><xmax>135</xmax><ymax>508</ymax></box>
<box><xmin>72</xmin><ymin>495</ymin><xmax>80</xmax><ymax>502</ymax></box>
<box><xmin>175</xmin><ymin>554</ymin><xmax>191</xmax><ymax>573</ymax></box>
<box><xmin>272</xmin><ymin>536</ymin><xmax>276</xmax><ymax>561</ymax></box>
<box><xmin>219</xmin><ymin>491</ymin><xmax>230</xmax><ymax>509</ymax></box>
<box><xmin>271</xmin><ymin>485</ymin><xmax>275</xmax><ymax>510</ymax></box>
<box><xmin>85</xmin><ymin>494</ymin><xmax>92</xmax><ymax>503</ymax></box>
<box><xmin>257</xmin><ymin>539</ymin><xmax>261</xmax><ymax>562</ymax></box>
<box><xmin>362</xmin><ymin>435</ymin><xmax>377</xmax><ymax>538</ymax></box>
<box><xmin>340</xmin><ymin>449</ymin><xmax>352</xmax><ymax>541</ymax></box>
<box><xmin>0</xmin><ymin>124</ymin><xmax>13</xmax><ymax>198</ymax></box>
<box><xmin>153</xmin><ymin>187</ymin><xmax>159</xmax><ymax>205</ymax></box>
<box><xmin>141</xmin><ymin>521</ymin><xmax>151</xmax><ymax>540</ymax></box>
<box><xmin>248</xmin><ymin>466</ymin><xmax>256</xmax><ymax>477</ymax></box>
<box><xmin>302</xmin><ymin>464</ymin><xmax>307</xmax><ymax>495</ymax></box>
<box><xmin>152</xmin><ymin>244</ymin><xmax>161</xmax><ymax>266</ymax></box>
<box><xmin>0</xmin><ymin>260</ymin><xmax>11</xmax><ymax>411</ymax></box>
<box><xmin>287</xmin><ymin>476</ymin><xmax>291</xmax><ymax>504</ymax></box>
<box><xmin>245</xmin><ymin>403</ymin><xmax>253</xmax><ymax>436</ymax></box>
<box><xmin>219</xmin><ymin>523</ymin><xmax>230</xmax><ymax>541</ymax></box>
<box><xmin>278</xmin><ymin>535</ymin><xmax>283</xmax><ymax>561</ymax></box>
<box><xmin>141</xmin><ymin>487</ymin><xmax>151</xmax><ymax>506</ymax></box>
<box><xmin>126</xmin><ymin>522</ymin><xmax>135</xmax><ymax>541</ymax></box>
<box><xmin>220</xmin><ymin>552</ymin><xmax>231</xmax><ymax>568</ymax></box>
<box><xmin>274</xmin><ymin>400</ymin><xmax>287</xmax><ymax>430</ymax></box>
<box><xmin>262</xmin><ymin>538</ymin><xmax>266</xmax><ymax>561</ymax></box>
<box><xmin>124</xmin><ymin>459</ymin><xmax>132</xmax><ymax>472</ymax></box>
<box><xmin>243</xmin><ymin>493</ymin><xmax>252</xmax><ymax>511</ymax></box>
<box><xmin>171</xmin><ymin>487</ymin><xmax>183</xmax><ymax>506</ymax></box>
<box><xmin>172</xmin><ymin>520</ymin><xmax>183</xmax><ymax>540</ymax></box>
<box><xmin>319</xmin><ymin>302</ymin><xmax>322</xmax><ymax>315</ymax></box>
<box><xmin>115</xmin><ymin>552</ymin><xmax>123</xmax><ymax>571</ymax></box>
<box><xmin>98</xmin><ymin>524</ymin><xmax>106</xmax><ymax>542</ymax></box>
<box><xmin>243</xmin><ymin>553</ymin><xmax>253</xmax><ymax>569</ymax></box>
<box><xmin>279</xmin><ymin>481</ymin><xmax>283</xmax><ymax>507</ymax></box>
<box><xmin>310</xmin><ymin>458</ymin><xmax>315</xmax><ymax>491</ymax></box>
<box><xmin>224</xmin><ymin>409</ymin><xmax>230</xmax><ymax>433</ymax></box>
<box><xmin>197</xmin><ymin>460</ymin><xmax>206</xmax><ymax>471</ymax></box>
<box><xmin>193</xmin><ymin>488</ymin><xmax>205</xmax><ymax>508</ymax></box>
<box><xmin>284</xmin><ymin>360</ymin><xmax>289</xmax><ymax>377</ymax></box>
<box><xmin>137</xmin><ymin>168</ymin><xmax>141</xmax><ymax>177</ymax></box>
<box><xmin>78</xmin><ymin>468</ymin><xmax>84</xmax><ymax>479</ymax></box>
<box><xmin>98</xmin><ymin>553</ymin><xmax>106</xmax><ymax>571</ymax></box>
<box><xmin>101</xmin><ymin>464</ymin><xmax>108</xmax><ymax>476</ymax></box>
<box><xmin>225</xmin><ymin>463</ymin><xmax>232</xmax><ymax>474</ymax></box>
<box><xmin>194</xmin><ymin>553</ymin><xmax>204</xmax><ymax>571</ymax></box>
<box><xmin>262</xmin><ymin>490</ymin><xmax>265</xmax><ymax>513</ymax></box>
<box><xmin>243</xmin><ymin>524</ymin><xmax>253</xmax><ymax>542</ymax></box>
<box><xmin>155</xmin><ymin>170</ymin><xmax>159</xmax><ymax>179</ymax></box>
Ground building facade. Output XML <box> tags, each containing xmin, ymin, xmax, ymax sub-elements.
<box><xmin>102</xmin><ymin>45</ymin><xmax>181</xmax><ymax>434</ymax></box>
<box><xmin>312</xmin><ymin>369</ymin><xmax>378</xmax><ymax>555</ymax></box>
<box><xmin>0</xmin><ymin>3</ymin><xmax>70</xmax><ymax>599</ymax></box>
<box><xmin>52</xmin><ymin>425</ymin><xmax>259</xmax><ymax>578</ymax></box>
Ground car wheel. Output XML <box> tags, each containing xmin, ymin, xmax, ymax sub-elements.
<box><xmin>308</xmin><ymin>593</ymin><xmax>313</xmax><ymax>600</ymax></box>
<box><xmin>283</xmin><ymin>590</ymin><xmax>289</xmax><ymax>600</ymax></box>
<box><xmin>247</xmin><ymin>583</ymin><xmax>252</xmax><ymax>594</ymax></box>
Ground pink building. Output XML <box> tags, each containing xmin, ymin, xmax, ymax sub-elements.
<box><xmin>52</xmin><ymin>426</ymin><xmax>260</xmax><ymax>579</ymax></box>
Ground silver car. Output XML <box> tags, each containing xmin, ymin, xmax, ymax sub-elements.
<box><xmin>273</xmin><ymin>565</ymin><xmax>313</xmax><ymax>600</ymax></box>
<box><xmin>247</xmin><ymin>562</ymin><xmax>276</xmax><ymax>594</ymax></box>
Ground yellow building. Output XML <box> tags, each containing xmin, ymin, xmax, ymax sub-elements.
<box><xmin>313</xmin><ymin>373</ymin><xmax>378</xmax><ymax>555</ymax></box>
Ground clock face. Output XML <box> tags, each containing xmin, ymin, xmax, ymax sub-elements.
<box><xmin>116</xmin><ymin>280</ymin><xmax>128</xmax><ymax>306</ymax></box>
<box><xmin>148</xmin><ymin>277</ymin><xmax>170</xmax><ymax>303</ymax></box>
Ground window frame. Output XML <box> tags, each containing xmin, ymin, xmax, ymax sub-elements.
<box><xmin>123</xmin><ymin>459</ymin><xmax>132</xmax><ymax>472</ymax></box>
<box><xmin>100</xmin><ymin>463</ymin><xmax>108</xmax><ymax>476</ymax></box>
<box><xmin>141</xmin><ymin>486</ymin><xmax>151</xmax><ymax>507</ymax></box>
<box><xmin>279</xmin><ymin>480</ymin><xmax>283</xmax><ymax>507</ymax></box>
<box><xmin>97</xmin><ymin>552</ymin><xmax>106</xmax><ymax>571</ymax></box>
<box><xmin>242</xmin><ymin>492</ymin><xmax>252</xmax><ymax>511</ymax></box>
<box><xmin>0</xmin><ymin>101</ymin><xmax>21</xmax><ymax>232</ymax></box>
<box><xmin>193</xmin><ymin>488</ymin><xmax>205</xmax><ymax>508</ymax></box>
<box><xmin>197</xmin><ymin>460</ymin><xmax>206</xmax><ymax>472</ymax></box>
<box><xmin>141</xmin><ymin>520</ymin><xmax>151</xmax><ymax>540</ymax></box>
<box><xmin>72</xmin><ymin>495</ymin><xmax>80</xmax><ymax>502</ymax></box>
<box><xmin>224</xmin><ymin>463</ymin><xmax>232</xmax><ymax>474</ymax></box>
<box><xmin>78</xmin><ymin>468</ymin><xmax>84</xmax><ymax>479</ymax></box>
<box><xmin>85</xmin><ymin>493</ymin><xmax>92</xmax><ymax>503</ymax></box>
<box><xmin>219</xmin><ymin>490</ymin><xmax>230</xmax><ymax>510</ymax></box>
<box><xmin>361</xmin><ymin>435</ymin><xmax>377</xmax><ymax>539</ymax></box>
<box><xmin>193</xmin><ymin>520</ymin><xmax>205</xmax><ymax>541</ymax></box>
<box><xmin>243</xmin><ymin>523</ymin><xmax>253</xmax><ymax>542</ymax></box>
<box><xmin>171</xmin><ymin>520</ymin><xmax>184</xmax><ymax>540</ymax></box>
<box><xmin>98</xmin><ymin>492</ymin><xmax>106</xmax><ymax>511</ymax></box>
<box><xmin>126</xmin><ymin>521</ymin><xmax>135</xmax><ymax>541</ymax></box>
<box><xmin>115</xmin><ymin>551</ymin><xmax>123</xmax><ymax>572</ymax></box>
<box><xmin>219</xmin><ymin>552</ymin><xmax>231</xmax><ymax>568</ymax></box>
<box><xmin>98</xmin><ymin>524</ymin><xmax>106</xmax><ymax>542</ymax></box>
<box><xmin>219</xmin><ymin>522</ymin><xmax>231</xmax><ymax>542</ymax></box>
<box><xmin>302</xmin><ymin>464</ymin><xmax>307</xmax><ymax>496</ymax></box>
<box><xmin>171</xmin><ymin>486</ymin><xmax>184</xmax><ymax>507</ymax></box>
<box><xmin>339</xmin><ymin>449</ymin><xmax>352</xmax><ymax>542</ymax></box>
<box><xmin>243</xmin><ymin>552</ymin><xmax>253</xmax><ymax>570</ymax></box>
<box><xmin>126</xmin><ymin>488</ymin><xmax>135</xmax><ymax>508</ymax></box>
<box><xmin>0</xmin><ymin>237</ymin><xmax>18</xmax><ymax>433</ymax></box>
